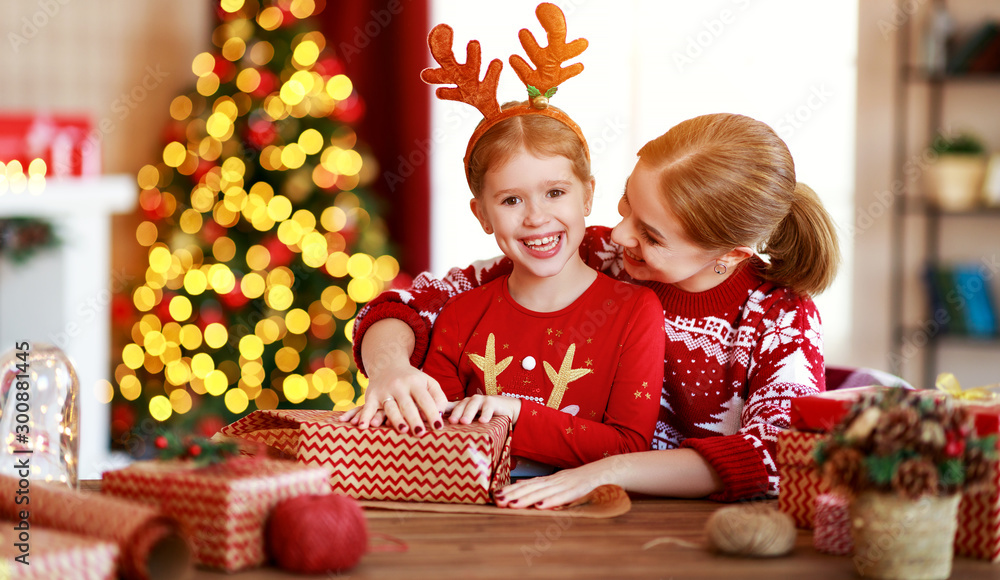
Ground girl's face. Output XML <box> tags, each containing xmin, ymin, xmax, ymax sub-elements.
<box><xmin>472</xmin><ymin>148</ymin><xmax>593</xmax><ymax>280</ymax></box>
<box><xmin>610</xmin><ymin>160</ymin><xmax>728</xmax><ymax>292</ymax></box>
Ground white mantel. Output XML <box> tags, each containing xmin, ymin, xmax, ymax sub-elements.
<box><xmin>0</xmin><ymin>175</ymin><xmax>136</xmax><ymax>479</ymax></box>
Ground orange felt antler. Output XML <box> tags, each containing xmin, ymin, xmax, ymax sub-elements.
<box><xmin>509</xmin><ymin>3</ymin><xmax>588</xmax><ymax>97</ymax></box>
<box><xmin>420</xmin><ymin>24</ymin><xmax>503</xmax><ymax>119</ymax></box>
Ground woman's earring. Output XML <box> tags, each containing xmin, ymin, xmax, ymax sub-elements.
<box><xmin>714</xmin><ymin>262</ymin><xmax>727</xmax><ymax>275</ymax></box>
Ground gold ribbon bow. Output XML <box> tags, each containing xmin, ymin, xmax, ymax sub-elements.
<box><xmin>935</xmin><ymin>373</ymin><xmax>1000</xmax><ymax>402</ymax></box>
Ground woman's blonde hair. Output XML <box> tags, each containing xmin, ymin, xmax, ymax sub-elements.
<box><xmin>637</xmin><ymin>113</ymin><xmax>840</xmax><ymax>296</ymax></box>
<box><xmin>466</xmin><ymin>101</ymin><xmax>592</xmax><ymax>198</ymax></box>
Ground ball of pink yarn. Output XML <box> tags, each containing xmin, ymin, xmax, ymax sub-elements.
<box><xmin>267</xmin><ymin>494</ymin><xmax>368</xmax><ymax>574</ymax></box>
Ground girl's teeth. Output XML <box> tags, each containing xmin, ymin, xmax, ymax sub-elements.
<box><xmin>524</xmin><ymin>235</ymin><xmax>560</xmax><ymax>251</ymax></box>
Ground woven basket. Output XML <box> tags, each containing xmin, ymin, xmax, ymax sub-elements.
<box><xmin>849</xmin><ymin>492</ymin><xmax>960</xmax><ymax>580</ymax></box>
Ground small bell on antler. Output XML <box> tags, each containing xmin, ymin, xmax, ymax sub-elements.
<box><xmin>526</xmin><ymin>85</ymin><xmax>556</xmax><ymax>109</ymax></box>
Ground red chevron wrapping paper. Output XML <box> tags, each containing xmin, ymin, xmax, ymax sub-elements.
<box><xmin>220</xmin><ymin>410</ymin><xmax>513</xmax><ymax>504</ymax></box>
<box><xmin>776</xmin><ymin>429</ymin><xmax>829</xmax><ymax>529</ymax></box>
<box><xmin>956</xmin><ymin>454</ymin><xmax>1000</xmax><ymax>561</ymax></box>
<box><xmin>0</xmin><ymin>475</ymin><xmax>188</xmax><ymax>580</ymax></box>
<box><xmin>1</xmin><ymin>525</ymin><xmax>118</xmax><ymax>580</ymax></box>
<box><xmin>101</xmin><ymin>458</ymin><xmax>330</xmax><ymax>572</ymax></box>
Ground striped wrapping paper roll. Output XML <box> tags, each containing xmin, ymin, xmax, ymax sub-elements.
<box><xmin>813</xmin><ymin>492</ymin><xmax>853</xmax><ymax>556</ymax></box>
<box><xmin>1</xmin><ymin>525</ymin><xmax>119</xmax><ymax>580</ymax></box>
<box><xmin>0</xmin><ymin>475</ymin><xmax>190</xmax><ymax>580</ymax></box>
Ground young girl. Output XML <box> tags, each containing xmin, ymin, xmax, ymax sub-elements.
<box><xmin>355</xmin><ymin>4</ymin><xmax>663</xmax><ymax>468</ymax></box>
<box><xmin>420</xmin><ymin>101</ymin><xmax>665</xmax><ymax>469</ymax></box>
<box><xmin>346</xmin><ymin>112</ymin><xmax>840</xmax><ymax>503</ymax></box>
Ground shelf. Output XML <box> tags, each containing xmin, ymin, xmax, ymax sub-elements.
<box><xmin>900</xmin><ymin>327</ymin><xmax>1000</xmax><ymax>347</ymax></box>
<box><xmin>899</xmin><ymin>195</ymin><xmax>1000</xmax><ymax>216</ymax></box>
<box><xmin>904</xmin><ymin>67</ymin><xmax>1000</xmax><ymax>84</ymax></box>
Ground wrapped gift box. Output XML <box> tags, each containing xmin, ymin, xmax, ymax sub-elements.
<box><xmin>0</xmin><ymin>525</ymin><xmax>119</xmax><ymax>580</ymax></box>
<box><xmin>0</xmin><ymin>113</ymin><xmax>100</xmax><ymax>177</ymax></box>
<box><xmin>776</xmin><ymin>429</ymin><xmax>829</xmax><ymax>529</ymax></box>
<box><xmin>791</xmin><ymin>386</ymin><xmax>1000</xmax><ymax>436</ymax></box>
<box><xmin>958</xmin><ymin>466</ymin><xmax>1000</xmax><ymax>562</ymax></box>
<box><xmin>790</xmin><ymin>386</ymin><xmax>897</xmax><ymax>432</ymax></box>
<box><xmin>102</xmin><ymin>458</ymin><xmax>329</xmax><ymax>572</ymax></box>
<box><xmin>220</xmin><ymin>409</ymin><xmax>513</xmax><ymax>504</ymax></box>
<box><xmin>788</xmin><ymin>387</ymin><xmax>1000</xmax><ymax>561</ymax></box>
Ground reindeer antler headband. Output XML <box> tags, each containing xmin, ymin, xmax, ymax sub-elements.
<box><xmin>420</xmin><ymin>3</ymin><xmax>590</xmax><ymax>187</ymax></box>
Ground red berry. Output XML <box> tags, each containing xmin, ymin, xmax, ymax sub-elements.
<box><xmin>187</xmin><ymin>444</ymin><xmax>202</xmax><ymax>457</ymax></box>
<box><xmin>945</xmin><ymin>438</ymin><xmax>965</xmax><ymax>458</ymax></box>
<box><xmin>154</xmin><ymin>436</ymin><xmax>169</xmax><ymax>449</ymax></box>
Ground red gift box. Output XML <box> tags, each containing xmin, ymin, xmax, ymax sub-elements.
<box><xmin>813</xmin><ymin>493</ymin><xmax>852</xmax><ymax>556</ymax></box>
<box><xmin>791</xmin><ymin>386</ymin><xmax>1000</xmax><ymax>436</ymax></box>
<box><xmin>0</xmin><ymin>525</ymin><xmax>119</xmax><ymax>580</ymax></box>
<box><xmin>102</xmin><ymin>458</ymin><xmax>330</xmax><ymax>572</ymax></box>
<box><xmin>220</xmin><ymin>409</ymin><xmax>513</xmax><ymax>504</ymax></box>
<box><xmin>776</xmin><ymin>429</ymin><xmax>829</xmax><ymax>529</ymax></box>
<box><xmin>0</xmin><ymin>114</ymin><xmax>100</xmax><ymax>177</ymax></box>
<box><xmin>789</xmin><ymin>386</ymin><xmax>897</xmax><ymax>432</ymax></box>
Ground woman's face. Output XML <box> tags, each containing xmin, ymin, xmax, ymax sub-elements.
<box><xmin>610</xmin><ymin>160</ymin><xmax>726</xmax><ymax>292</ymax></box>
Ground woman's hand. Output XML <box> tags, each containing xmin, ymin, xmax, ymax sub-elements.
<box><xmin>495</xmin><ymin>456</ymin><xmax>623</xmax><ymax>510</ymax></box>
<box><xmin>446</xmin><ymin>395</ymin><xmax>521</xmax><ymax>425</ymax></box>
<box><xmin>340</xmin><ymin>319</ymin><xmax>449</xmax><ymax>433</ymax></box>
<box><xmin>339</xmin><ymin>363</ymin><xmax>449</xmax><ymax>433</ymax></box>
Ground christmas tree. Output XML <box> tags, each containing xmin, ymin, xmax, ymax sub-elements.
<box><xmin>111</xmin><ymin>0</ymin><xmax>397</xmax><ymax>448</ymax></box>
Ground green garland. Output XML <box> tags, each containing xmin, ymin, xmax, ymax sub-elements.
<box><xmin>0</xmin><ymin>218</ymin><xmax>60</xmax><ymax>264</ymax></box>
<box><xmin>154</xmin><ymin>431</ymin><xmax>240</xmax><ymax>467</ymax></box>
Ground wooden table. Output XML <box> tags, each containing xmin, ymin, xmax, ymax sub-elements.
<box><xmin>181</xmin><ymin>499</ymin><xmax>997</xmax><ymax>580</ymax></box>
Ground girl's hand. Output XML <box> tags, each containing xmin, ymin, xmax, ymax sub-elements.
<box><xmin>446</xmin><ymin>395</ymin><xmax>521</xmax><ymax>425</ymax></box>
<box><xmin>494</xmin><ymin>458</ymin><xmax>620</xmax><ymax>510</ymax></box>
<box><xmin>338</xmin><ymin>363</ymin><xmax>449</xmax><ymax>433</ymax></box>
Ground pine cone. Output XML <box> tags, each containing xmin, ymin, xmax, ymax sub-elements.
<box><xmin>823</xmin><ymin>448</ymin><xmax>867</xmax><ymax>493</ymax></box>
<box><xmin>872</xmin><ymin>407</ymin><xmax>920</xmax><ymax>455</ymax></box>
<box><xmin>917</xmin><ymin>421</ymin><xmax>947</xmax><ymax>458</ymax></box>
<box><xmin>892</xmin><ymin>458</ymin><xmax>939</xmax><ymax>499</ymax></box>
<box><xmin>939</xmin><ymin>405</ymin><xmax>970</xmax><ymax>435</ymax></box>
<box><xmin>964</xmin><ymin>447</ymin><xmax>992</xmax><ymax>488</ymax></box>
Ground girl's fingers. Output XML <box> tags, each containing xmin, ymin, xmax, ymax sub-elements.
<box><xmin>460</xmin><ymin>397</ymin><xmax>483</xmax><ymax>424</ymax></box>
<box><xmin>339</xmin><ymin>407</ymin><xmax>359</xmax><ymax>421</ymax></box>
<box><xmin>447</xmin><ymin>400</ymin><xmax>467</xmax><ymax>424</ymax></box>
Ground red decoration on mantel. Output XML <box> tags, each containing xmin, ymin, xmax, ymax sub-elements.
<box><xmin>0</xmin><ymin>114</ymin><xmax>100</xmax><ymax>177</ymax></box>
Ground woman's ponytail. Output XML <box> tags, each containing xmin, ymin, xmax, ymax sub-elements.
<box><xmin>763</xmin><ymin>183</ymin><xmax>840</xmax><ymax>296</ymax></box>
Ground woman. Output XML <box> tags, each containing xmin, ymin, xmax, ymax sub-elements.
<box><xmin>343</xmin><ymin>113</ymin><xmax>840</xmax><ymax>503</ymax></box>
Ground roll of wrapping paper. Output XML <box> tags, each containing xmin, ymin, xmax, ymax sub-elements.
<box><xmin>0</xmin><ymin>475</ymin><xmax>191</xmax><ymax>580</ymax></box>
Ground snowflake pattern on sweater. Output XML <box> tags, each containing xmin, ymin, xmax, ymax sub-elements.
<box><xmin>353</xmin><ymin>226</ymin><xmax>825</xmax><ymax>502</ymax></box>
